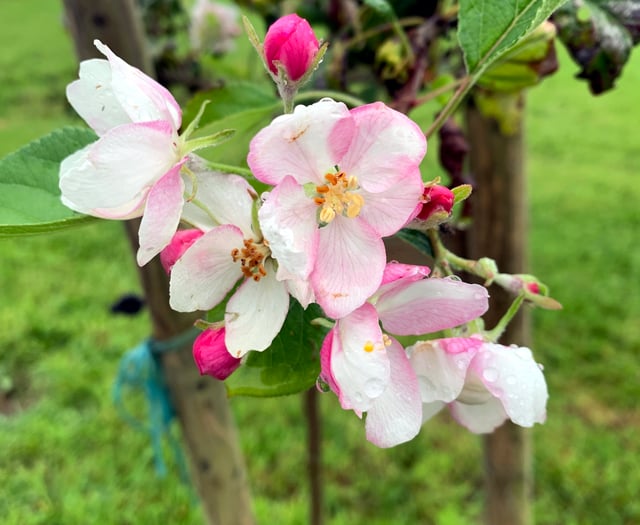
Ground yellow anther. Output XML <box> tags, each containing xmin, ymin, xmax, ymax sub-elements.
<box><xmin>314</xmin><ymin>170</ymin><xmax>364</xmax><ymax>223</ymax></box>
<box><xmin>363</xmin><ymin>341</ymin><xmax>375</xmax><ymax>353</ymax></box>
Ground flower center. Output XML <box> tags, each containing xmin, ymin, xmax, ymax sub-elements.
<box><xmin>363</xmin><ymin>334</ymin><xmax>392</xmax><ymax>353</ymax></box>
<box><xmin>231</xmin><ymin>238</ymin><xmax>271</xmax><ymax>282</ymax></box>
<box><xmin>314</xmin><ymin>170</ymin><xmax>365</xmax><ymax>223</ymax></box>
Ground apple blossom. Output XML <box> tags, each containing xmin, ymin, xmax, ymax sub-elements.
<box><xmin>408</xmin><ymin>337</ymin><xmax>548</xmax><ymax>433</ymax></box>
<box><xmin>59</xmin><ymin>40</ymin><xmax>187</xmax><ymax>266</ymax></box>
<box><xmin>319</xmin><ymin>262</ymin><xmax>489</xmax><ymax>447</ymax></box>
<box><xmin>168</xmin><ymin>170</ymin><xmax>290</xmax><ymax>358</ymax></box>
<box><xmin>263</xmin><ymin>13</ymin><xmax>320</xmax><ymax>82</ymax></box>
<box><xmin>249</xmin><ymin>99</ymin><xmax>427</xmax><ymax>319</ymax></box>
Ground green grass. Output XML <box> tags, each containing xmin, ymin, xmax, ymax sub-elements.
<box><xmin>1</xmin><ymin>1</ymin><xmax>640</xmax><ymax>524</ymax></box>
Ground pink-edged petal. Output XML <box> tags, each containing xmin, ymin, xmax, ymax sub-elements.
<box><xmin>160</xmin><ymin>229</ymin><xmax>205</xmax><ymax>274</ymax></box>
<box><xmin>94</xmin><ymin>40</ymin><xmax>181</xmax><ymax>129</ymax></box>
<box><xmin>312</xmin><ymin>216</ymin><xmax>385</xmax><ymax>319</ymax></box>
<box><xmin>66</xmin><ymin>59</ymin><xmax>131</xmax><ymax>135</ymax></box>
<box><xmin>339</xmin><ymin>102</ymin><xmax>427</xmax><ymax>193</ymax></box>
<box><xmin>448</xmin><ymin>397</ymin><xmax>509</xmax><ymax>434</ymax></box>
<box><xmin>421</xmin><ymin>401</ymin><xmax>446</xmax><ymax>423</ymax></box>
<box><xmin>248</xmin><ymin>99</ymin><xmax>353</xmax><ymax>186</ymax></box>
<box><xmin>377</xmin><ymin>278</ymin><xmax>489</xmax><ymax>336</ymax></box>
<box><xmin>382</xmin><ymin>262</ymin><xmax>430</xmax><ymax>285</ymax></box>
<box><xmin>330</xmin><ymin>303</ymin><xmax>390</xmax><ymax>412</ymax></box>
<box><xmin>193</xmin><ymin>327</ymin><xmax>241</xmax><ymax>380</ymax></box>
<box><xmin>469</xmin><ymin>343</ymin><xmax>548</xmax><ymax>428</ymax></box>
<box><xmin>365</xmin><ymin>338</ymin><xmax>422</xmax><ymax>448</ymax></box>
<box><xmin>59</xmin><ymin>121</ymin><xmax>179</xmax><ymax>214</ymax></box>
<box><xmin>137</xmin><ymin>162</ymin><xmax>186</xmax><ymax>266</ymax></box>
<box><xmin>408</xmin><ymin>339</ymin><xmax>480</xmax><ymax>403</ymax></box>
<box><xmin>258</xmin><ymin>176</ymin><xmax>319</xmax><ymax>281</ymax></box>
<box><xmin>224</xmin><ymin>260</ymin><xmax>290</xmax><ymax>357</ymax></box>
<box><xmin>182</xmin><ymin>168</ymin><xmax>255</xmax><ymax>234</ymax></box>
<box><xmin>169</xmin><ymin>224</ymin><xmax>243</xmax><ymax>312</ymax></box>
<box><xmin>319</xmin><ymin>328</ymin><xmax>341</xmax><ymax>396</ymax></box>
<box><xmin>358</xmin><ymin>169</ymin><xmax>425</xmax><ymax>236</ymax></box>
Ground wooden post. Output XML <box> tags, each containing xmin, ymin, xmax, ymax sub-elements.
<box><xmin>465</xmin><ymin>98</ymin><xmax>533</xmax><ymax>525</ymax></box>
<box><xmin>62</xmin><ymin>2</ymin><xmax>255</xmax><ymax>523</ymax></box>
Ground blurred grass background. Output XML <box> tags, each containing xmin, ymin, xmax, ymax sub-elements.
<box><xmin>1</xmin><ymin>1</ymin><xmax>639</xmax><ymax>524</ymax></box>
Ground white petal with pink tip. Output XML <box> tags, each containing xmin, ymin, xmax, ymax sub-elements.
<box><xmin>169</xmin><ymin>225</ymin><xmax>243</xmax><ymax>312</ymax></box>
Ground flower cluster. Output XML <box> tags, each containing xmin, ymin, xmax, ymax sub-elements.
<box><xmin>59</xmin><ymin>18</ymin><xmax>549</xmax><ymax>448</ymax></box>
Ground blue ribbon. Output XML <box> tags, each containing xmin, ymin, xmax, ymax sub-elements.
<box><xmin>113</xmin><ymin>328</ymin><xmax>199</xmax><ymax>481</ymax></box>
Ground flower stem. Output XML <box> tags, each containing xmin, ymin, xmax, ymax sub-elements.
<box><xmin>484</xmin><ymin>294</ymin><xmax>526</xmax><ymax>342</ymax></box>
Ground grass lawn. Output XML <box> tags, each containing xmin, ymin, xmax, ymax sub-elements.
<box><xmin>1</xmin><ymin>1</ymin><xmax>639</xmax><ymax>524</ymax></box>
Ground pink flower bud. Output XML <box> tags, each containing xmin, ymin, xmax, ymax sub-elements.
<box><xmin>417</xmin><ymin>184</ymin><xmax>455</xmax><ymax>222</ymax></box>
<box><xmin>159</xmin><ymin>229</ymin><xmax>204</xmax><ymax>274</ymax></box>
<box><xmin>193</xmin><ymin>327</ymin><xmax>242</xmax><ymax>380</ymax></box>
<box><xmin>263</xmin><ymin>14</ymin><xmax>319</xmax><ymax>82</ymax></box>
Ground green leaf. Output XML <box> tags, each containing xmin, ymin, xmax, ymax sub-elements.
<box><xmin>0</xmin><ymin>127</ymin><xmax>98</xmax><ymax>237</ymax></box>
<box><xmin>396</xmin><ymin>228</ymin><xmax>434</xmax><ymax>257</ymax></box>
<box><xmin>182</xmin><ymin>81</ymin><xmax>277</xmax><ymax>131</ymax></box>
<box><xmin>458</xmin><ymin>0</ymin><xmax>566</xmax><ymax>75</ymax></box>
<box><xmin>553</xmin><ymin>0</ymin><xmax>639</xmax><ymax>94</ymax></box>
<box><xmin>363</xmin><ymin>0</ymin><xmax>395</xmax><ymax>18</ymax></box>
<box><xmin>225</xmin><ymin>301</ymin><xmax>327</xmax><ymax>397</ymax></box>
<box><xmin>182</xmin><ymin>82</ymin><xmax>280</xmax><ymax>170</ymax></box>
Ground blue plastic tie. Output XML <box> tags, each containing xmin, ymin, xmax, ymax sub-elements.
<box><xmin>113</xmin><ymin>328</ymin><xmax>199</xmax><ymax>481</ymax></box>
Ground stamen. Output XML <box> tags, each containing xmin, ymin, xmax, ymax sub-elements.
<box><xmin>314</xmin><ymin>169</ymin><xmax>365</xmax><ymax>223</ymax></box>
<box><xmin>230</xmin><ymin>238</ymin><xmax>271</xmax><ymax>282</ymax></box>
<box><xmin>364</xmin><ymin>341</ymin><xmax>375</xmax><ymax>353</ymax></box>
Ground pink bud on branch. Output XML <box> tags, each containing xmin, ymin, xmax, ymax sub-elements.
<box><xmin>263</xmin><ymin>14</ymin><xmax>320</xmax><ymax>82</ymax></box>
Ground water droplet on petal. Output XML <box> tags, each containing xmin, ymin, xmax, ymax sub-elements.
<box><xmin>456</xmin><ymin>358</ymin><xmax>467</xmax><ymax>370</ymax></box>
<box><xmin>316</xmin><ymin>377</ymin><xmax>331</xmax><ymax>393</ymax></box>
<box><xmin>482</xmin><ymin>367</ymin><xmax>499</xmax><ymax>383</ymax></box>
<box><xmin>364</xmin><ymin>378</ymin><xmax>385</xmax><ymax>398</ymax></box>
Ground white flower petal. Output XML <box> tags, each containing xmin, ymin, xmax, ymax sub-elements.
<box><xmin>258</xmin><ymin>176</ymin><xmax>319</xmax><ymax>281</ymax></box>
<box><xmin>59</xmin><ymin>121</ymin><xmax>179</xmax><ymax>214</ymax></box>
<box><xmin>183</xmin><ymin>167</ymin><xmax>255</xmax><ymax>234</ymax></box>
<box><xmin>224</xmin><ymin>260</ymin><xmax>290</xmax><ymax>357</ymax></box>
<box><xmin>248</xmin><ymin>99</ymin><xmax>352</xmax><ymax>186</ymax></box>
<box><xmin>340</xmin><ymin>102</ymin><xmax>427</xmax><ymax>193</ymax></box>
<box><xmin>66</xmin><ymin>59</ymin><xmax>132</xmax><ymax>135</ymax></box>
<box><xmin>94</xmin><ymin>40</ymin><xmax>182</xmax><ymax>129</ymax></box>
<box><xmin>169</xmin><ymin>225</ymin><xmax>243</xmax><ymax>311</ymax></box>
<box><xmin>312</xmin><ymin>216</ymin><xmax>385</xmax><ymax>319</ymax></box>
<box><xmin>137</xmin><ymin>162</ymin><xmax>186</xmax><ymax>266</ymax></box>
<box><xmin>365</xmin><ymin>339</ymin><xmax>422</xmax><ymax>448</ymax></box>
<box><xmin>448</xmin><ymin>397</ymin><xmax>509</xmax><ymax>434</ymax></box>
<box><xmin>330</xmin><ymin>304</ymin><xmax>390</xmax><ymax>412</ymax></box>
<box><xmin>377</xmin><ymin>278</ymin><xmax>489</xmax><ymax>336</ymax></box>
<box><xmin>408</xmin><ymin>339</ymin><xmax>478</xmax><ymax>403</ymax></box>
<box><xmin>470</xmin><ymin>343</ymin><xmax>548</xmax><ymax>428</ymax></box>
<box><xmin>358</xmin><ymin>170</ymin><xmax>424</xmax><ymax>237</ymax></box>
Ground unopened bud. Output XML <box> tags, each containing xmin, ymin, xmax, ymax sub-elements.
<box><xmin>416</xmin><ymin>184</ymin><xmax>455</xmax><ymax>227</ymax></box>
<box><xmin>193</xmin><ymin>327</ymin><xmax>242</xmax><ymax>380</ymax></box>
<box><xmin>263</xmin><ymin>14</ymin><xmax>320</xmax><ymax>82</ymax></box>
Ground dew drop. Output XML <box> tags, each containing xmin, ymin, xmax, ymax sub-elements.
<box><xmin>364</xmin><ymin>378</ymin><xmax>385</xmax><ymax>397</ymax></box>
<box><xmin>456</xmin><ymin>358</ymin><xmax>467</xmax><ymax>370</ymax></box>
<box><xmin>315</xmin><ymin>377</ymin><xmax>331</xmax><ymax>393</ymax></box>
<box><xmin>482</xmin><ymin>367</ymin><xmax>499</xmax><ymax>383</ymax></box>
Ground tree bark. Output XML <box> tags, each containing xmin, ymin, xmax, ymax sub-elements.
<box><xmin>61</xmin><ymin>2</ymin><xmax>254</xmax><ymax>523</ymax></box>
<box><xmin>465</xmin><ymin>98</ymin><xmax>533</xmax><ymax>525</ymax></box>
